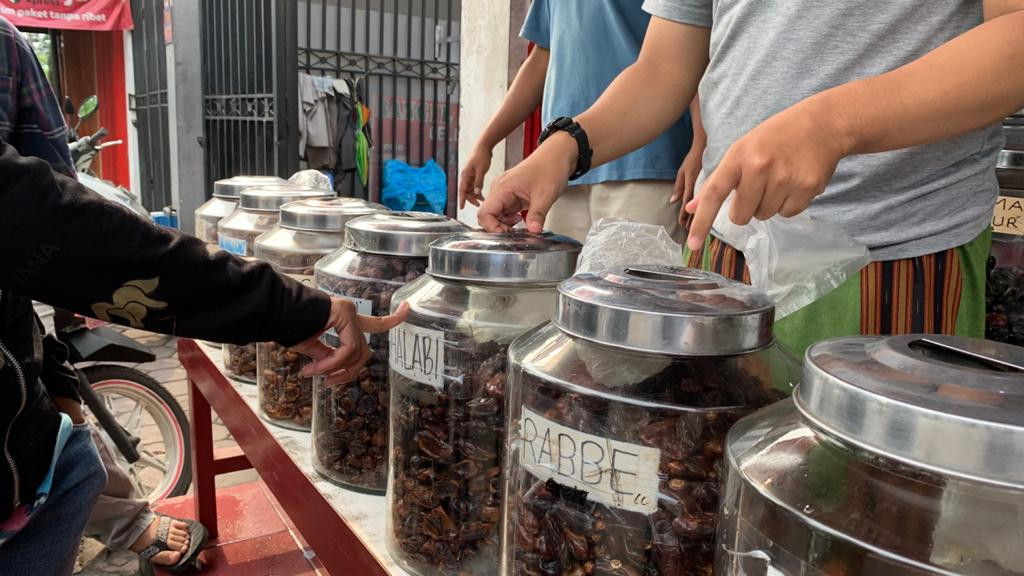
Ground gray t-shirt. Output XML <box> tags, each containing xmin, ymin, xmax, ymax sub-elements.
<box><xmin>644</xmin><ymin>0</ymin><xmax>1003</xmax><ymax>260</ymax></box>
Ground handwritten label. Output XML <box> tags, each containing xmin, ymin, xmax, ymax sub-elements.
<box><xmin>218</xmin><ymin>234</ymin><xmax>248</xmax><ymax>256</ymax></box>
<box><xmin>194</xmin><ymin>218</ymin><xmax>211</xmax><ymax>242</ymax></box>
<box><xmin>284</xmin><ymin>273</ymin><xmax>316</xmax><ymax>288</ymax></box>
<box><xmin>389</xmin><ymin>323</ymin><xmax>445</xmax><ymax>389</ymax></box>
<box><xmin>519</xmin><ymin>407</ymin><xmax>661</xmax><ymax>514</ymax></box>
<box><xmin>993</xmin><ymin>195</ymin><xmax>1024</xmax><ymax>237</ymax></box>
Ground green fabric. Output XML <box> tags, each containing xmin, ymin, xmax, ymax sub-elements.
<box><xmin>682</xmin><ymin>229</ymin><xmax>991</xmax><ymax>359</ymax></box>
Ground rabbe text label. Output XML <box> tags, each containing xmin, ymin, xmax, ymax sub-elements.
<box><xmin>519</xmin><ymin>407</ymin><xmax>661</xmax><ymax>514</ymax></box>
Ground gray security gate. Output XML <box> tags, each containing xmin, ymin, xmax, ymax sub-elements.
<box><xmin>198</xmin><ymin>0</ymin><xmax>460</xmax><ymax>210</ymax></box>
<box><xmin>129</xmin><ymin>0</ymin><xmax>173</xmax><ymax>211</ymax></box>
<box><xmin>200</xmin><ymin>0</ymin><xmax>298</xmax><ymax>197</ymax></box>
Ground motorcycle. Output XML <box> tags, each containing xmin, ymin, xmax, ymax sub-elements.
<box><xmin>55</xmin><ymin>95</ymin><xmax>192</xmax><ymax>501</ymax></box>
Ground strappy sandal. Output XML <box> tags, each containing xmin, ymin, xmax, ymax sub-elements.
<box><xmin>138</xmin><ymin>514</ymin><xmax>209</xmax><ymax>574</ymax></box>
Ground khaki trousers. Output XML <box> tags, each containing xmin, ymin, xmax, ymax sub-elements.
<box><xmin>545</xmin><ymin>180</ymin><xmax>684</xmax><ymax>244</ymax></box>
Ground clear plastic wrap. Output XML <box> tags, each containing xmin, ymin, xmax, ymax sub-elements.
<box><xmin>288</xmin><ymin>169</ymin><xmax>334</xmax><ymax>191</ymax></box>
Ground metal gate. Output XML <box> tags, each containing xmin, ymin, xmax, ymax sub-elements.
<box><xmin>297</xmin><ymin>0</ymin><xmax>461</xmax><ymax>206</ymax></box>
<box><xmin>129</xmin><ymin>0</ymin><xmax>173</xmax><ymax>210</ymax></box>
<box><xmin>200</xmin><ymin>0</ymin><xmax>298</xmax><ymax>197</ymax></box>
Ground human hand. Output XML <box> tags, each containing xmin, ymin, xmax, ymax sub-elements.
<box><xmin>52</xmin><ymin>395</ymin><xmax>86</xmax><ymax>424</ymax></box>
<box><xmin>291</xmin><ymin>298</ymin><xmax>409</xmax><ymax>384</ymax></box>
<box><xmin>682</xmin><ymin>99</ymin><xmax>848</xmax><ymax>251</ymax></box>
<box><xmin>671</xmin><ymin>136</ymin><xmax>706</xmax><ymax>229</ymax></box>
<box><xmin>477</xmin><ymin>132</ymin><xmax>577</xmax><ymax>233</ymax></box>
<box><xmin>459</xmin><ymin>146</ymin><xmax>493</xmax><ymax>209</ymax></box>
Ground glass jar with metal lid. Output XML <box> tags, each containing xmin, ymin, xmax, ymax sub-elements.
<box><xmin>385</xmin><ymin>230</ymin><xmax>582</xmax><ymax>576</ymax></box>
<box><xmin>987</xmin><ymin>150</ymin><xmax>1024</xmax><ymax>346</ymax></box>
<box><xmin>715</xmin><ymin>335</ymin><xmax>1024</xmax><ymax>576</ymax></box>
<box><xmin>254</xmin><ymin>198</ymin><xmax>389</xmax><ymax>431</ymax></box>
<box><xmin>501</xmin><ymin>266</ymin><xmax>798</xmax><ymax>576</ymax></box>
<box><xmin>194</xmin><ymin>176</ymin><xmax>289</xmax><ymax>244</ymax></box>
<box><xmin>311</xmin><ymin>212</ymin><xmax>466</xmax><ymax>492</ymax></box>
<box><xmin>219</xmin><ymin>185</ymin><xmax>331</xmax><ymax>383</ymax></box>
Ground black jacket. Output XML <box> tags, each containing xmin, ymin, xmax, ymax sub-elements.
<box><xmin>0</xmin><ymin>142</ymin><xmax>331</xmax><ymax>521</ymax></box>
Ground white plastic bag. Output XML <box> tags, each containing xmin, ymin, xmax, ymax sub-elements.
<box><xmin>711</xmin><ymin>196</ymin><xmax>869</xmax><ymax>319</ymax></box>
<box><xmin>288</xmin><ymin>169</ymin><xmax>333</xmax><ymax>191</ymax></box>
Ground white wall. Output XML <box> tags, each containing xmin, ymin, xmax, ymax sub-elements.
<box><xmin>456</xmin><ymin>1</ymin><xmax>512</xmax><ymax>226</ymax></box>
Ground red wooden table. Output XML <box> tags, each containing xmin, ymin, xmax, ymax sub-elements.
<box><xmin>178</xmin><ymin>339</ymin><xmax>395</xmax><ymax>576</ymax></box>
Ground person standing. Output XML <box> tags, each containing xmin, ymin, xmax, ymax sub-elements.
<box><xmin>460</xmin><ymin>0</ymin><xmax>697</xmax><ymax>243</ymax></box>
<box><xmin>477</xmin><ymin>0</ymin><xmax>1023</xmax><ymax>354</ymax></box>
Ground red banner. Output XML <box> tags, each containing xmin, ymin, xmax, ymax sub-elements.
<box><xmin>0</xmin><ymin>0</ymin><xmax>133</xmax><ymax>32</ymax></box>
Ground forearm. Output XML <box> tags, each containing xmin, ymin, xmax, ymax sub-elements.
<box><xmin>689</xmin><ymin>94</ymin><xmax>706</xmax><ymax>146</ymax></box>
<box><xmin>0</xmin><ymin>144</ymin><xmax>329</xmax><ymax>346</ymax></box>
<box><xmin>822</xmin><ymin>9</ymin><xmax>1024</xmax><ymax>156</ymax></box>
<box><xmin>475</xmin><ymin>47</ymin><xmax>549</xmax><ymax>151</ymax></box>
<box><xmin>540</xmin><ymin>18</ymin><xmax>710</xmax><ymax>172</ymax></box>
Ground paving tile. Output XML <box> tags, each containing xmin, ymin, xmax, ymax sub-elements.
<box><xmin>148</xmin><ymin>367</ymin><xmax>187</xmax><ymax>383</ymax></box>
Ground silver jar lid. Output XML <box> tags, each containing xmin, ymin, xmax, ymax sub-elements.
<box><xmin>345</xmin><ymin>212</ymin><xmax>467</xmax><ymax>256</ymax></box>
<box><xmin>239</xmin><ymin>185</ymin><xmax>330</xmax><ymax>212</ymax></box>
<box><xmin>213</xmin><ymin>175</ymin><xmax>290</xmax><ymax>199</ymax></box>
<box><xmin>554</xmin><ymin>266</ymin><xmax>775</xmax><ymax>355</ymax></box>
<box><xmin>798</xmin><ymin>335</ymin><xmax>1024</xmax><ymax>487</ymax></box>
<box><xmin>279</xmin><ymin>198</ymin><xmax>389</xmax><ymax>232</ymax></box>
<box><xmin>428</xmin><ymin>230</ymin><xmax>581</xmax><ymax>284</ymax></box>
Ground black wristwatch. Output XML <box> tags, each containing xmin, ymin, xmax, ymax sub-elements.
<box><xmin>538</xmin><ymin>117</ymin><xmax>593</xmax><ymax>181</ymax></box>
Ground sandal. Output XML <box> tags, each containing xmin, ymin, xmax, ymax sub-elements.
<box><xmin>138</xmin><ymin>514</ymin><xmax>209</xmax><ymax>574</ymax></box>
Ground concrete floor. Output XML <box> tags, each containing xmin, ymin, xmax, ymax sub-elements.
<box><xmin>77</xmin><ymin>329</ymin><xmax>258</xmax><ymax>576</ymax></box>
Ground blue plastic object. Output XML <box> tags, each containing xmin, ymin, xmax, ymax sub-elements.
<box><xmin>380</xmin><ymin>159</ymin><xmax>447</xmax><ymax>214</ymax></box>
<box><xmin>151</xmin><ymin>211</ymin><xmax>178</xmax><ymax>229</ymax></box>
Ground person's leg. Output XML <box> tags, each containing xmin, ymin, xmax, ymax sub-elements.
<box><xmin>589</xmin><ymin>180</ymin><xmax>685</xmax><ymax>244</ymax></box>
<box><xmin>545</xmin><ymin>184</ymin><xmax>593</xmax><ymax>243</ymax></box>
<box><xmin>0</xmin><ymin>422</ymin><xmax>106</xmax><ymax>576</ymax></box>
<box><xmin>83</xmin><ymin>427</ymin><xmax>154</xmax><ymax>550</ymax></box>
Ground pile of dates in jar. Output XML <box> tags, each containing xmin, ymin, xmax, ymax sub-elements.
<box><xmin>313</xmin><ymin>254</ymin><xmax>427</xmax><ymax>490</ymax></box>
<box><xmin>985</xmin><ymin>256</ymin><xmax>1024</xmax><ymax>345</ymax></box>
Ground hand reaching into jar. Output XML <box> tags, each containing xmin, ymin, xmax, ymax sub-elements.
<box><xmin>292</xmin><ymin>297</ymin><xmax>409</xmax><ymax>384</ymax></box>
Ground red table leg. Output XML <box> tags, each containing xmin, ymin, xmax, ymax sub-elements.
<box><xmin>188</xmin><ymin>378</ymin><xmax>219</xmax><ymax>539</ymax></box>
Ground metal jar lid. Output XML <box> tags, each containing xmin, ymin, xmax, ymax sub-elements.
<box><xmin>554</xmin><ymin>266</ymin><xmax>775</xmax><ymax>355</ymax></box>
<box><xmin>279</xmin><ymin>198</ymin><xmax>389</xmax><ymax>232</ymax></box>
<box><xmin>213</xmin><ymin>175</ymin><xmax>290</xmax><ymax>199</ymax></box>
<box><xmin>798</xmin><ymin>335</ymin><xmax>1024</xmax><ymax>488</ymax></box>
<box><xmin>428</xmin><ymin>230</ymin><xmax>581</xmax><ymax>284</ymax></box>
<box><xmin>239</xmin><ymin>185</ymin><xmax>330</xmax><ymax>213</ymax></box>
<box><xmin>345</xmin><ymin>212</ymin><xmax>468</xmax><ymax>257</ymax></box>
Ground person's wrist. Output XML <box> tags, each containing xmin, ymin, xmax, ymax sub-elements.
<box><xmin>539</xmin><ymin>131</ymin><xmax>580</xmax><ymax>180</ymax></box>
<box><xmin>807</xmin><ymin>89</ymin><xmax>859</xmax><ymax>158</ymax></box>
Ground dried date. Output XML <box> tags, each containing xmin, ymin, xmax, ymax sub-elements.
<box><xmin>257</xmin><ymin>343</ymin><xmax>313</xmax><ymax>430</ymax></box>
<box><xmin>224</xmin><ymin>343</ymin><xmax>257</xmax><ymax>382</ymax></box>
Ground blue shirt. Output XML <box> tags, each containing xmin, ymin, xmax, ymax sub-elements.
<box><xmin>521</xmin><ymin>0</ymin><xmax>692</xmax><ymax>186</ymax></box>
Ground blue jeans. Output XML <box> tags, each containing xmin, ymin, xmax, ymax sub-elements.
<box><xmin>0</xmin><ymin>423</ymin><xmax>107</xmax><ymax>576</ymax></box>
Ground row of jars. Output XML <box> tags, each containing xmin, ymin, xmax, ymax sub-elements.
<box><xmin>193</xmin><ymin>176</ymin><xmax>1024</xmax><ymax>576</ymax></box>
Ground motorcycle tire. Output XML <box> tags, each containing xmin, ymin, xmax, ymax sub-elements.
<box><xmin>81</xmin><ymin>364</ymin><xmax>193</xmax><ymax>501</ymax></box>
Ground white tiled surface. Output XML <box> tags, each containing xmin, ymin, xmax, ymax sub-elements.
<box><xmin>197</xmin><ymin>343</ymin><xmax>412</xmax><ymax>576</ymax></box>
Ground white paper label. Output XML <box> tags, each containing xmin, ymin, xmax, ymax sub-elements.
<box><xmin>519</xmin><ymin>407</ymin><xmax>661</xmax><ymax>514</ymax></box>
<box><xmin>284</xmin><ymin>273</ymin><xmax>316</xmax><ymax>289</ymax></box>
<box><xmin>195</xmin><ymin>218</ymin><xmax>211</xmax><ymax>242</ymax></box>
<box><xmin>218</xmin><ymin>234</ymin><xmax>248</xmax><ymax>256</ymax></box>
<box><xmin>388</xmin><ymin>323</ymin><xmax>445</xmax><ymax>389</ymax></box>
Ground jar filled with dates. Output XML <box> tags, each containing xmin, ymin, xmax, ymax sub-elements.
<box><xmin>312</xmin><ymin>212</ymin><xmax>467</xmax><ymax>492</ymax></box>
<box><xmin>219</xmin><ymin>185</ymin><xmax>331</xmax><ymax>383</ymax></box>
<box><xmin>254</xmin><ymin>198</ymin><xmax>388</xmax><ymax>431</ymax></box>
<box><xmin>386</xmin><ymin>230</ymin><xmax>582</xmax><ymax>576</ymax></box>
<box><xmin>987</xmin><ymin>150</ymin><xmax>1024</xmax><ymax>346</ymax></box>
<box><xmin>716</xmin><ymin>335</ymin><xmax>1024</xmax><ymax>576</ymax></box>
<box><xmin>195</xmin><ymin>175</ymin><xmax>288</xmax><ymax>245</ymax></box>
<box><xmin>503</xmin><ymin>266</ymin><xmax>799</xmax><ymax>576</ymax></box>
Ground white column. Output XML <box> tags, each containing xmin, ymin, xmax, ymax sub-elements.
<box><xmin>457</xmin><ymin>1</ymin><xmax>516</xmax><ymax>226</ymax></box>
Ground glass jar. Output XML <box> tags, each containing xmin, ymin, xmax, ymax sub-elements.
<box><xmin>195</xmin><ymin>176</ymin><xmax>288</xmax><ymax>244</ymax></box>
<box><xmin>502</xmin><ymin>266</ymin><xmax>799</xmax><ymax>576</ymax></box>
<box><xmin>716</xmin><ymin>335</ymin><xmax>1024</xmax><ymax>576</ymax></box>
<box><xmin>254</xmin><ymin>198</ymin><xmax>388</xmax><ymax>431</ymax></box>
<box><xmin>385</xmin><ymin>230</ymin><xmax>581</xmax><ymax>576</ymax></box>
<box><xmin>312</xmin><ymin>212</ymin><xmax>467</xmax><ymax>492</ymax></box>
<box><xmin>988</xmin><ymin>151</ymin><xmax>1024</xmax><ymax>346</ymax></box>
<box><xmin>219</xmin><ymin>185</ymin><xmax>331</xmax><ymax>383</ymax></box>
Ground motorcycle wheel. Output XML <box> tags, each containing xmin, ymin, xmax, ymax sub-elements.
<box><xmin>81</xmin><ymin>365</ymin><xmax>192</xmax><ymax>502</ymax></box>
